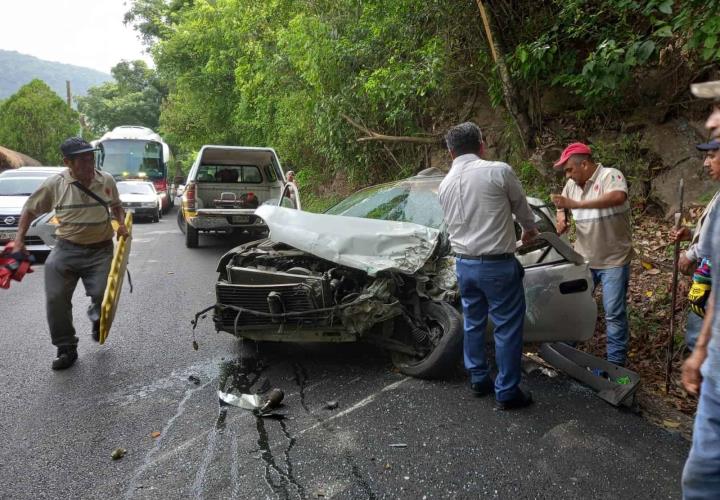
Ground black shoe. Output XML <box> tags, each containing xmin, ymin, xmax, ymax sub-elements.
<box><xmin>52</xmin><ymin>347</ymin><xmax>78</xmax><ymax>370</ymax></box>
<box><xmin>470</xmin><ymin>379</ymin><xmax>494</xmax><ymax>397</ymax></box>
<box><xmin>495</xmin><ymin>388</ymin><xmax>533</xmax><ymax>410</ymax></box>
<box><xmin>92</xmin><ymin>320</ymin><xmax>100</xmax><ymax>342</ymax></box>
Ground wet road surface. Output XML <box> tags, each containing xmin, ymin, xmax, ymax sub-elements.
<box><xmin>0</xmin><ymin>209</ymin><xmax>690</xmax><ymax>499</ymax></box>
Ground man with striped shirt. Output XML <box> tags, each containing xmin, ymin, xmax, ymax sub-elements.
<box><xmin>551</xmin><ymin>143</ymin><xmax>633</xmax><ymax>366</ymax></box>
<box><xmin>13</xmin><ymin>137</ymin><xmax>128</xmax><ymax>370</ymax></box>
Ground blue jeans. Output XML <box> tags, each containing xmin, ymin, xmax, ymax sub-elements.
<box><xmin>591</xmin><ymin>264</ymin><xmax>630</xmax><ymax>366</ymax></box>
<box><xmin>686</xmin><ymin>312</ymin><xmax>703</xmax><ymax>352</ymax></box>
<box><xmin>456</xmin><ymin>257</ymin><xmax>525</xmax><ymax>402</ymax></box>
<box><xmin>682</xmin><ymin>375</ymin><xmax>720</xmax><ymax>499</ymax></box>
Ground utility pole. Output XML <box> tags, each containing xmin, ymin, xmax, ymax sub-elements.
<box><xmin>66</xmin><ymin>80</ymin><xmax>72</xmax><ymax>108</ymax></box>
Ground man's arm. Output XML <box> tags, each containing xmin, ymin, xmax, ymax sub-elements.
<box><xmin>682</xmin><ymin>295</ymin><xmax>714</xmax><ymax>395</ymax></box>
<box><xmin>552</xmin><ymin>190</ymin><xmax>627</xmax><ymax>210</ymax></box>
<box><xmin>11</xmin><ymin>208</ymin><xmax>38</xmax><ymax>253</ymax></box>
<box><xmin>504</xmin><ymin>167</ymin><xmax>538</xmax><ymax>243</ymax></box>
<box><xmin>111</xmin><ymin>204</ymin><xmax>129</xmax><ymax>239</ymax></box>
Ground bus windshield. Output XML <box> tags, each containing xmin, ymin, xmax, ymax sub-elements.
<box><xmin>98</xmin><ymin>139</ymin><xmax>165</xmax><ymax>181</ymax></box>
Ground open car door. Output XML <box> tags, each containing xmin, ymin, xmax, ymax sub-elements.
<box><xmin>517</xmin><ymin>231</ymin><xmax>597</xmax><ymax>343</ymax></box>
<box><xmin>278</xmin><ymin>182</ymin><xmax>301</xmax><ymax>210</ymax></box>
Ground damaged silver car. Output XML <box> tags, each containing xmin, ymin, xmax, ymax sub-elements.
<box><xmin>213</xmin><ymin>170</ymin><xmax>597</xmax><ymax>378</ymax></box>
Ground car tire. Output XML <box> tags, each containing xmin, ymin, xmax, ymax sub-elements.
<box><xmin>186</xmin><ymin>223</ymin><xmax>199</xmax><ymax>248</ymax></box>
<box><xmin>152</xmin><ymin>208</ymin><xmax>160</xmax><ymax>223</ymax></box>
<box><xmin>391</xmin><ymin>301</ymin><xmax>463</xmax><ymax>380</ymax></box>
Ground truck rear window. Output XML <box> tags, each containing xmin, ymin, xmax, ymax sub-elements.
<box><xmin>197</xmin><ymin>165</ymin><xmax>263</xmax><ymax>183</ymax></box>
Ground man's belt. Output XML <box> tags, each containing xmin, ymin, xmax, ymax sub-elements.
<box><xmin>57</xmin><ymin>238</ymin><xmax>113</xmax><ymax>249</ymax></box>
<box><xmin>456</xmin><ymin>252</ymin><xmax>513</xmax><ymax>261</ymax></box>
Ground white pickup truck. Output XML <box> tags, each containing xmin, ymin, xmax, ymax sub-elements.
<box><xmin>178</xmin><ymin>145</ymin><xmax>299</xmax><ymax>248</ymax></box>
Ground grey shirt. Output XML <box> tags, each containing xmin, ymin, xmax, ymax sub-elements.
<box><xmin>438</xmin><ymin>154</ymin><xmax>536</xmax><ymax>256</ymax></box>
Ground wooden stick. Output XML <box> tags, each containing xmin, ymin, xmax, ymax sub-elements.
<box><xmin>665</xmin><ymin>178</ymin><xmax>684</xmax><ymax>393</ymax></box>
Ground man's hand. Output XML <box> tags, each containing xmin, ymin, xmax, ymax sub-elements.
<box><xmin>551</xmin><ymin>194</ymin><xmax>577</xmax><ymax>210</ymax></box>
<box><xmin>116</xmin><ymin>224</ymin><xmax>129</xmax><ymax>240</ymax></box>
<box><xmin>521</xmin><ymin>227</ymin><xmax>539</xmax><ymax>245</ymax></box>
<box><xmin>10</xmin><ymin>238</ymin><xmax>26</xmax><ymax>255</ymax></box>
<box><xmin>678</xmin><ymin>253</ymin><xmax>697</xmax><ymax>276</ymax></box>
<box><xmin>670</xmin><ymin>226</ymin><xmax>692</xmax><ymax>243</ymax></box>
<box><xmin>681</xmin><ymin>348</ymin><xmax>707</xmax><ymax>396</ymax></box>
<box><xmin>555</xmin><ymin>212</ymin><xmax>569</xmax><ymax>234</ymax></box>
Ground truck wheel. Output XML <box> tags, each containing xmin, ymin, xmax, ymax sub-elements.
<box><xmin>391</xmin><ymin>301</ymin><xmax>463</xmax><ymax>379</ymax></box>
<box><xmin>185</xmin><ymin>224</ymin><xmax>199</xmax><ymax>248</ymax></box>
<box><xmin>177</xmin><ymin>209</ymin><xmax>186</xmax><ymax>234</ymax></box>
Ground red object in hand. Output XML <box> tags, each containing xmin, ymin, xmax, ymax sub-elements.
<box><xmin>0</xmin><ymin>242</ymin><xmax>35</xmax><ymax>289</ymax></box>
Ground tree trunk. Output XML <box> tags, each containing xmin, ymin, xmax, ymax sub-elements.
<box><xmin>475</xmin><ymin>0</ymin><xmax>535</xmax><ymax>149</ymax></box>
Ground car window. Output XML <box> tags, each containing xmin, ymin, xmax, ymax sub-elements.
<box><xmin>0</xmin><ymin>177</ymin><xmax>46</xmax><ymax>196</ymax></box>
<box><xmin>264</xmin><ymin>165</ymin><xmax>277</xmax><ymax>182</ymax></box>
<box><xmin>325</xmin><ymin>178</ymin><xmax>445</xmax><ymax>229</ymax></box>
<box><xmin>197</xmin><ymin>165</ymin><xmax>263</xmax><ymax>183</ymax></box>
<box><xmin>117</xmin><ymin>183</ymin><xmax>155</xmax><ymax>195</ymax></box>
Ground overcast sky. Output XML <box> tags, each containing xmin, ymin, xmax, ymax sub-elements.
<box><xmin>1</xmin><ymin>0</ymin><xmax>152</xmax><ymax>74</ymax></box>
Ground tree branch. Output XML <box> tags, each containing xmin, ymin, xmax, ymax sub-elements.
<box><xmin>341</xmin><ymin>114</ymin><xmax>440</xmax><ymax>145</ymax></box>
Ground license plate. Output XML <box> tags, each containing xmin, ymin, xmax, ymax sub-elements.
<box><xmin>0</xmin><ymin>231</ymin><xmax>17</xmax><ymax>241</ymax></box>
<box><xmin>232</xmin><ymin>215</ymin><xmax>250</xmax><ymax>224</ymax></box>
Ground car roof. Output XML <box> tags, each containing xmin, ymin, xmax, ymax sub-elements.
<box><xmin>117</xmin><ymin>180</ymin><xmax>154</xmax><ymax>185</ymax></box>
<box><xmin>0</xmin><ymin>167</ymin><xmax>64</xmax><ymax>178</ymax></box>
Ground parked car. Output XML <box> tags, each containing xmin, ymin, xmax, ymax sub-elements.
<box><xmin>117</xmin><ymin>180</ymin><xmax>162</xmax><ymax>222</ymax></box>
<box><xmin>178</xmin><ymin>145</ymin><xmax>299</xmax><ymax>248</ymax></box>
<box><xmin>212</xmin><ymin>169</ymin><xmax>597</xmax><ymax>379</ymax></box>
<box><xmin>0</xmin><ymin>166</ymin><xmax>64</xmax><ymax>251</ymax></box>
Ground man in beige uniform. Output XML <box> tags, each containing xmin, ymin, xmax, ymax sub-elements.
<box><xmin>552</xmin><ymin>142</ymin><xmax>633</xmax><ymax>366</ymax></box>
<box><xmin>13</xmin><ymin>137</ymin><xmax>128</xmax><ymax>370</ymax></box>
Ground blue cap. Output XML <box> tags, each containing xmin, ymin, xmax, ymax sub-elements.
<box><xmin>60</xmin><ymin>137</ymin><xmax>98</xmax><ymax>158</ymax></box>
<box><xmin>696</xmin><ymin>139</ymin><xmax>720</xmax><ymax>151</ymax></box>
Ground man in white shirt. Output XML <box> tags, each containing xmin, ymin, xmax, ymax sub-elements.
<box><xmin>438</xmin><ymin>122</ymin><xmax>538</xmax><ymax>410</ymax></box>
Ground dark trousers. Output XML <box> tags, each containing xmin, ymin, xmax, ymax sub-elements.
<box><xmin>44</xmin><ymin>240</ymin><xmax>113</xmax><ymax>347</ymax></box>
<box><xmin>455</xmin><ymin>257</ymin><xmax>526</xmax><ymax>402</ymax></box>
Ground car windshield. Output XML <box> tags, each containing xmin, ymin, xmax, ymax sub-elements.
<box><xmin>325</xmin><ymin>176</ymin><xmax>446</xmax><ymax>229</ymax></box>
<box><xmin>117</xmin><ymin>183</ymin><xmax>155</xmax><ymax>195</ymax></box>
<box><xmin>0</xmin><ymin>177</ymin><xmax>46</xmax><ymax>196</ymax></box>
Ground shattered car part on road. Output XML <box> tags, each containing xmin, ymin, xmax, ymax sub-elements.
<box><xmin>210</xmin><ymin>171</ymin><xmax>598</xmax><ymax>379</ymax></box>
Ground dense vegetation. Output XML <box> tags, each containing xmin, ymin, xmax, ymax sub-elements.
<box><xmin>77</xmin><ymin>60</ymin><xmax>166</xmax><ymax>137</ymax></box>
<box><xmin>0</xmin><ymin>80</ymin><xmax>80</xmax><ymax>165</ymax></box>
<box><xmin>122</xmin><ymin>0</ymin><xmax>719</xmax><ymax>199</ymax></box>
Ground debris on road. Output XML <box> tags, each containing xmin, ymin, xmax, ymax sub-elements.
<box><xmin>323</xmin><ymin>400</ymin><xmax>339</xmax><ymax>410</ymax></box>
<box><xmin>389</xmin><ymin>443</ymin><xmax>407</xmax><ymax>448</ymax></box>
<box><xmin>218</xmin><ymin>390</ymin><xmax>262</xmax><ymax>410</ymax></box>
<box><xmin>150</xmin><ymin>431</ymin><xmax>161</xmax><ymax>439</ymax></box>
<box><xmin>188</xmin><ymin>374</ymin><xmax>201</xmax><ymax>385</ymax></box>
<box><xmin>111</xmin><ymin>448</ymin><xmax>126</xmax><ymax>460</ymax></box>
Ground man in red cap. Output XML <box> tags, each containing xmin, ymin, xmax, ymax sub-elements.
<box><xmin>680</xmin><ymin>80</ymin><xmax>720</xmax><ymax>499</ymax></box>
<box><xmin>551</xmin><ymin>142</ymin><xmax>633</xmax><ymax>366</ymax></box>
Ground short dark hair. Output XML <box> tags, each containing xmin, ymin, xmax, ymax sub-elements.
<box><xmin>445</xmin><ymin>122</ymin><xmax>483</xmax><ymax>156</ymax></box>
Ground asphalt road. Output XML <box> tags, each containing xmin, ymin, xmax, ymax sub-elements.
<box><xmin>0</xmin><ymin>208</ymin><xmax>690</xmax><ymax>499</ymax></box>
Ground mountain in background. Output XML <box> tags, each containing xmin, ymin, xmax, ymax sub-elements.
<box><xmin>0</xmin><ymin>50</ymin><xmax>112</xmax><ymax>101</ymax></box>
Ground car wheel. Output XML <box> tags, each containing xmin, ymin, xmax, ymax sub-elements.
<box><xmin>159</xmin><ymin>204</ymin><xmax>163</xmax><ymax>219</ymax></box>
<box><xmin>152</xmin><ymin>207</ymin><xmax>160</xmax><ymax>223</ymax></box>
<box><xmin>186</xmin><ymin>223</ymin><xmax>199</xmax><ymax>248</ymax></box>
<box><xmin>390</xmin><ymin>301</ymin><xmax>463</xmax><ymax>379</ymax></box>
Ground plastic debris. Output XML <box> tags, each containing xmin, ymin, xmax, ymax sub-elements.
<box><xmin>259</xmin><ymin>388</ymin><xmax>284</xmax><ymax>413</ymax></box>
<box><xmin>218</xmin><ymin>390</ymin><xmax>262</xmax><ymax>410</ymax></box>
<box><xmin>150</xmin><ymin>431</ymin><xmax>161</xmax><ymax>439</ymax></box>
<box><xmin>616</xmin><ymin>375</ymin><xmax>631</xmax><ymax>385</ymax></box>
<box><xmin>389</xmin><ymin>443</ymin><xmax>407</xmax><ymax>448</ymax></box>
<box><xmin>111</xmin><ymin>448</ymin><xmax>127</xmax><ymax>460</ymax></box>
<box><xmin>324</xmin><ymin>401</ymin><xmax>339</xmax><ymax>410</ymax></box>
<box><xmin>188</xmin><ymin>375</ymin><xmax>201</xmax><ymax>385</ymax></box>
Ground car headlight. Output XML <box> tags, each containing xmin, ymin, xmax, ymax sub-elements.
<box><xmin>141</xmin><ymin>202</ymin><xmax>156</xmax><ymax>208</ymax></box>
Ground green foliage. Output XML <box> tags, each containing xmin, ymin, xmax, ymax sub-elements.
<box><xmin>76</xmin><ymin>60</ymin><xmax>165</xmax><ymax>136</ymax></box>
<box><xmin>0</xmin><ymin>79</ymin><xmax>79</xmax><ymax>164</ymax></box>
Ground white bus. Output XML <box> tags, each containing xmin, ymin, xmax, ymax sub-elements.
<box><xmin>93</xmin><ymin>126</ymin><xmax>175</xmax><ymax>212</ymax></box>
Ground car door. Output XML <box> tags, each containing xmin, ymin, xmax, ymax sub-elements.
<box><xmin>517</xmin><ymin>206</ymin><xmax>597</xmax><ymax>343</ymax></box>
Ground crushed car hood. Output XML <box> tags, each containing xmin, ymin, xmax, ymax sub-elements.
<box><xmin>255</xmin><ymin>205</ymin><xmax>441</xmax><ymax>276</ymax></box>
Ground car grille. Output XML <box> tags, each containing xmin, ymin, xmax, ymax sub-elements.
<box><xmin>0</xmin><ymin>214</ymin><xmax>19</xmax><ymax>228</ymax></box>
<box><xmin>24</xmin><ymin>236</ymin><xmax>44</xmax><ymax>245</ymax></box>
<box><xmin>123</xmin><ymin>202</ymin><xmax>143</xmax><ymax>208</ymax></box>
<box><xmin>216</xmin><ymin>282</ymin><xmax>330</xmax><ymax>329</ymax></box>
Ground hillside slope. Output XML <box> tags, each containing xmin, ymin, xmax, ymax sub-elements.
<box><xmin>0</xmin><ymin>50</ymin><xmax>111</xmax><ymax>100</ymax></box>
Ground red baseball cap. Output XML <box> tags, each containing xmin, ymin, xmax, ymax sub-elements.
<box><xmin>554</xmin><ymin>142</ymin><xmax>592</xmax><ymax>168</ymax></box>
